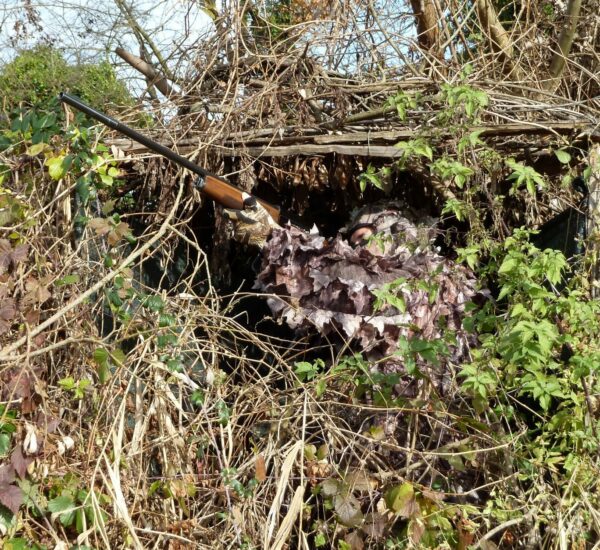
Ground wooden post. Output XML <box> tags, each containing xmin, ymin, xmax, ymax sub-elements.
<box><xmin>587</xmin><ymin>145</ymin><xmax>600</xmax><ymax>298</ymax></box>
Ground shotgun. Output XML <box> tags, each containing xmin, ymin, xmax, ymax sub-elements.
<box><xmin>58</xmin><ymin>92</ymin><xmax>281</xmax><ymax>223</ymax></box>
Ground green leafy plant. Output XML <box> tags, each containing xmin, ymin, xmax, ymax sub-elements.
<box><xmin>385</xmin><ymin>91</ymin><xmax>418</xmax><ymax>121</ymax></box>
<box><xmin>505</xmin><ymin>159</ymin><xmax>546</xmax><ymax>195</ymax></box>
<box><xmin>45</xmin><ymin>474</ymin><xmax>110</xmax><ymax>535</ymax></box>
<box><xmin>0</xmin><ymin>45</ymin><xmax>133</xmax><ymax>110</ymax></box>
<box><xmin>294</xmin><ymin>358</ymin><xmax>326</xmax><ymax>382</ymax></box>
<box><xmin>0</xmin><ymin>406</ymin><xmax>17</xmax><ymax>457</ymax></box>
<box><xmin>372</xmin><ymin>277</ymin><xmax>408</xmax><ymax>313</ymax></box>
<box><xmin>430</xmin><ymin>157</ymin><xmax>474</xmax><ymax>189</ymax></box>
<box><xmin>439</xmin><ymin>82</ymin><xmax>489</xmax><ymax>122</ymax></box>
<box><xmin>358</xmin><ymin>164</ymin><xmax>392</xmax><ymax>193</ymax></box>
<box><xmin>460</xmin><ymin>228</ymin><xmax>600</xmax><ymax>461</ymax></box>
<box><xmin>393</xmin><ymin>138</ymin><xmax>433</xmax><ymax>164</ymax></box>
<box><xmin>57</xmin><ymin>377</ymin><xmax>91</xmax><ymax>399</ymax></box>
<box><xmin>221</xmin><ymin>468</ymin><xmax>258</xmax><ymax>498</ymax></box>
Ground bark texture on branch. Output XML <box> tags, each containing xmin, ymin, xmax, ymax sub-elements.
<box><xmin>409</xmin><ymin>0</ymin><xmax>440</xmax><ymax>53</ymax></box>
<box><xmin>475</xmin><ymin>0</ymin><xmax>525</xmax><ymax>80</ymax></box>
<box><xmin>115</xmin><ymin>47</ymin><xmax>178</xmax><ymax>99</ymax></box>
<box><xmin>544</xmin><ymin>0</ymin><xmax>583</xmax><ymax>91</ymax></box>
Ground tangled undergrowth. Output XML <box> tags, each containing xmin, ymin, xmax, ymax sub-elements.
<box><xmin>1</xmin><ymin>91</ymin><xmax>600</xmax><ymax>550</ymax></box>
<box><xmin>1</xmin><ymin>0</ymin><xmax>600</xmax><ymax>546</ymax></box>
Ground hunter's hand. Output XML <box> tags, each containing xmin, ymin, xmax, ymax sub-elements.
<box><xmin>223</xmin><ymin>192</ymin><xmax>280</xmax><ymax>248</ymax></box>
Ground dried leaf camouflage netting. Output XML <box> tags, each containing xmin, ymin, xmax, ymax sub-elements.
<box><xmin>256</xmin><ymin>203</ymin><xmax>483</xmax><ymax>397</ymax></box>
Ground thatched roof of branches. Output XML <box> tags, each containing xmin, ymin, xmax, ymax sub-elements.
<box><xmin>107</xmin><ymin>0</ymin><xmax>599</xmax><ymax>222</ymax></box>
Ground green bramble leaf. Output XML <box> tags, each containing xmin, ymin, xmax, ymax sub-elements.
<box><xmin>47</xmin><ymin>494</ymin><xmax>75</xmax><ymax>514</ymax></box>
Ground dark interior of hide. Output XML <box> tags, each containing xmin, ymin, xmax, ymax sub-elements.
<box><xmin>533</xmin><ymin>204</ymin><xmax>588</xmax><ymax>258</ymax></box>
<box><xmin>532</xmin><ymin>176</ymin><xmax>588</xmax><ymax>260</ymax></box>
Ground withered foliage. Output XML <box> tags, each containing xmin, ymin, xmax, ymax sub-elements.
<box><xmin>257</xmin><ymin>204</ymin><xmax>483</xmax><ymax>394</ymax></box>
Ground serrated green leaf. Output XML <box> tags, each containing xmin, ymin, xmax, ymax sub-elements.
<box><xmin>145</xmin><ymin>295</ymin><xmax>164</xmax><ymax>312</ymax></box>
<box><xmin>46</xmin><ymin>156</ymin><xmax>67</xmax><ymax>181</ymax></box>
<box><xmin>447</xmin><ymin>453</ymin><xmax>466</xmax><ymax>472</ymax></box>
<box><xmin>99</xmin><ymin>173</ymin><xmax>113</xmax><ymax>186</ymax></box>
<box><xmin>47</xmin><ymin>494</ymin><xmax>75</xmax><ymax>513</ymax></box>
<box><xmin>93</xmin><ymin>347</ymin><xmax>109</xmax><ymax>365</ymax></box>
<box><xmin>76</xmin><ymin>177</ymin><xmax>91</xmax><ymax>204</ymax></box>
<box><xmin>148</xmin><ymin>480</ymin><xmax>162</xmax><ymax>497</ymax></box>
<box><xmin>102</xmin><ymin>200</ymin><xmax>116</xmax><ymax>215</ymax></box>
<box><xmin>112</xmin><ymin>348</ymin><xmax>125</xmax><ymax>367</ymax></box>
<box><xmin>159</xmin><ymin>314</ymin><xmax>177</xmax><ymax>328</ymax></box>
<box><xmin>76</xmin><ymin>507</ymin><xmax>86</xmax><ymax>533</ymax></box>
<box><xmin>4</xmin><ymin>538</ymin><xmax>28</xmax><ymax>550</ymax></box>
<box><xmin>498</xmin><ymin>256</ymin><xmax>518</xmax><ymax>275</ymax></box>
<box><xmin>321</xmin><ymin>478</ymin><xmax>343</xmax><ymax>497</ymax></box>
<box><xmin>26</xmin><ymin>142</ymin><xmax>49</xmax><ymax>156</ymax></box>
<box><xmin>93</xmin><ymin>347</ymin><xmax>110</xmax><ymax>383</ymax></box>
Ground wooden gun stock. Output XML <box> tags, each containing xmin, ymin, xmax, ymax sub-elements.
<box><xmin>203</xmin><ymin>175</ymin><xmax>280</xmax><ymax>222</ymax></box>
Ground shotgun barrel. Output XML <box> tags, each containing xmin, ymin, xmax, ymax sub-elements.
<box><xmin>58</xmin><ymin>92</ymin><xmax>281</xmax><ymax>222</ymax></box>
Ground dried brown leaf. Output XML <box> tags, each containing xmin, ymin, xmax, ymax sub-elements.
<box><xmin>23</xmin><ymin>278</ymin><xmax>51</xmax><ymax>306</ymax></box>
<box><xmin>344</xmin><ymin>531</ymin><xmax>364</xmax><ymax>550</ymax></box>
<box><xmin>345</xmin><ymin>470</ymin><xmax>377</xmax><ymax>493</ymax></box>
<box><xmin>88</xmin><ymin>217</ymin><xmax>112</xmax><ymax>236</ymax></box>
<box><xmin>255</xmin><ymin>455</ymin><xmax>267</xmax><ymax>482</ymax></box>
<box><xmin>334</xmin><ymin>493</ymin><xmax>364</xmax><ymax>527</ymax></box>
<box><xmin>0</xmin><ymin>464</ymin><xmax>15</xmax><ymax>485</ymax></box>
<box><xmin>0</xmin><ymin>482</ymin><xmax>24</xmax><ymax>515</ymax></box>
<box><xmin>11</xmin><ymin>446</ymin><xmax>33</xmax><ymax>478</ymax></box>
<box><xmin>361</xmin><ymin>512</ymin><xmax>387</xmax><ymax>539</ymax></box>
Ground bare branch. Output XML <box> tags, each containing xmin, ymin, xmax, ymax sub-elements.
<box><xmin>115</xmin><ymin>46</ymin><xmax>178</xmax><ymax>99</ymax></box>
<box><xmin>544</xmin><ymin>0</ymin><xmax>583</xmax><ymax>91</ymax></box>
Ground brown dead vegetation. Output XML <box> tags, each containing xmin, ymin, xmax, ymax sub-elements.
<box><xmin>1</xmin><ymin>0</ymin><xmax>600</xmax><ymax>548</ymax></box>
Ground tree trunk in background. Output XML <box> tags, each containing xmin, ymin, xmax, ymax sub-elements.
<box><xmin>544</xmin><ymin>0</ymin><xmax>583</xmax><ymax>91</ymax></box>
<box><xmin>409</xmin><ymin>0</ymin><xmax>440</xmax><ymax>53</ymax></box>
<box><xmin>475</xmin><ymin>0</ymin><xmax>525</xmax><ymax>80</ymax></box>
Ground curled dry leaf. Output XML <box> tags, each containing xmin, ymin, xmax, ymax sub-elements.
<box><xmin>344</xmin><ymin>530</ymin><xmax>364</xmax><ymax>550</ymax></box>
<box><xmin>23</xmin><ymin>277</ymin><xmax>52</xmax><ymax>306</ymax></box>
<box><xmin>0</xmin><ymin>297</ymin><xmax>17</xmax><ymax>335</ymax></box>
<box><xmin>345</xmin><ymin>470</ymin><xmax>377</xmax><ymax>493</ymax></box>
<box><xmin>361</xmin><ymin>512</ymin><xmax>387</xmax><ymax>539</ymax></box>
<box><xmin>334</xmin><ymin>492</ymin><xmax>364</xmax><ymax>527</ymax></box>
<box><xmin>89</xmin><ymin>218</ymin><xmax>131</xmax><ymax>246</ymax></box>
<box><xmin>23</xmin><ymin>423</ymin><xmax>39</xmax><ymax>455</ymax></box>
<box><xmin>88</xmin><ymin>217</ymin><xmax>112</xmax><ymax>236</ymax></box>
<box><xmin>11</xmin><ymin>446</ymin><xmax>33</xmax><ymax>479</ymax></box>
